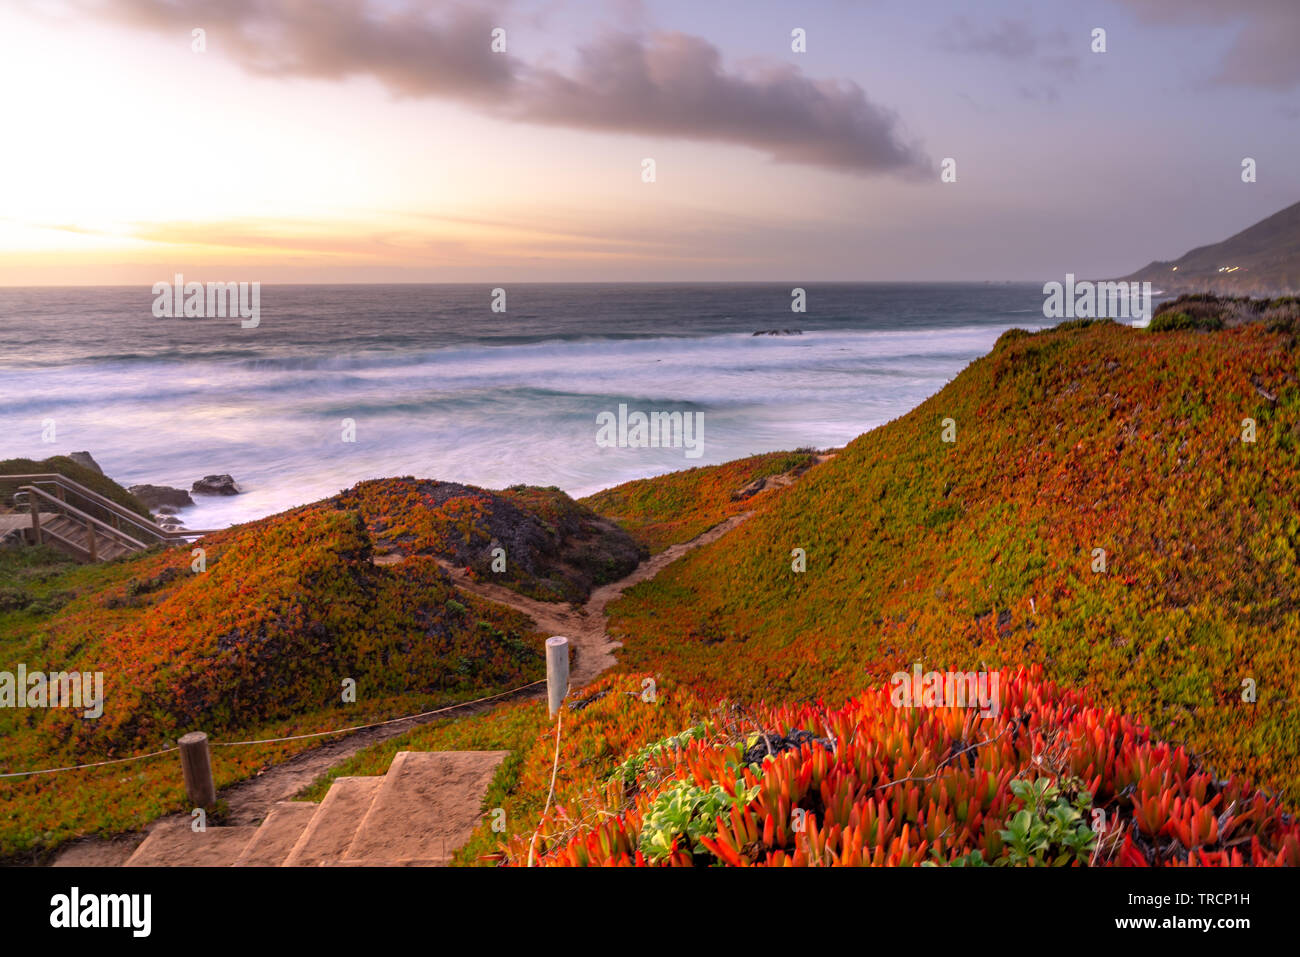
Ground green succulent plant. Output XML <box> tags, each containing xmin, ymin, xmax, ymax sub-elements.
<box><xmin>637</xmin><ymin>778</ymin><xmax>759</xmax><ymax>864</ymax></box>
<box><xmin>996</xmin><ymin>776</ymin><xmax>1097</xmax><ymax>867</ymax></box>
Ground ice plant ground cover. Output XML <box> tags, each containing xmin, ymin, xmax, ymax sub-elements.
<box><xmin>308</xmin><ymin>670</ymin><xmax>1299</xmax><ymax>867</ymax></box>
<box><xmin>526</xmin><ymin>668</ymin><xmax>1300</xmax><ymax>867</ymax></box>
<box><xmin>607</xmin><ymin>318</ymin><xmax>1300</xmax><ymax>803</ymax></box>
<box><xmin>579</xmin><ymin>450</ymin><xmax>818</xmax><ymax>553</ymax></box>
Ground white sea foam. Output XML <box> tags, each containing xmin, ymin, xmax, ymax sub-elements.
<box><xmin>0</xmin><ymin>284</ymin><xmax>1047</xmax><ymax>527</ymax></box>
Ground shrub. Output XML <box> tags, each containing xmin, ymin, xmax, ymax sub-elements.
<box><xmin>1150</xmin><ymin>311</ymin><xmax>1222</xmax><ymax>332</ymax></box>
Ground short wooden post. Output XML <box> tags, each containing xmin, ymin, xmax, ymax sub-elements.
<box><xmin>178</xmin><ymin>731</ymin><xmax>216</xmax><ymax>807</ymax></box>
<box><xmin>28</xmin><ymin>494</ymin><xmax>41</xmax><ymax>546</ymax></box>
<box><xmin>85</xmin><ymin>518</ymin><xmax>97</xmax><ymax>561</ymax></box>
<box><xmin>546</xmin><ymin>636</ymin><xmax>570</xmax><ymax>719</ymax></box>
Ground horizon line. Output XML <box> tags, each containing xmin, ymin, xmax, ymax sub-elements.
<box><xmin>0</xmin><ymin>279</ymin><xmax>1052</xmax><ymax>289</ymax></box>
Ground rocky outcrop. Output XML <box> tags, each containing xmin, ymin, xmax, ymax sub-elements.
<box><xmin>128</xmin><ymin>485</ymin><xmax>195</xmax><ymax>510</ymax></box>
<box><xmin>192</xmin><ymin>474</ymin><xmax>241</xmax><ymax>496</ymax></box>
<box><xmin>752</xmin><ymin>329</ymin><xmax>803</xmax><ymax>336</ymax></box>
<box><xmin>334</xmin><ymin>478</ymin><xmax>646</xmax><ymax>603</ymax></box>
<box><xmin>67</xmin><ymin>451</ymin><xmax>104</xmax><ymax>474</ymax></box>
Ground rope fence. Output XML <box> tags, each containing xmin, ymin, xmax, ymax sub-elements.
<box><xmin>0</xmin><ymin>678</ymin><xmax>546</xmax><ymax>780</ymax></box>
<box><xmin>3</xmin><ymin>638</ymin><xmax>576</xmax><ymax>865</ymax></box>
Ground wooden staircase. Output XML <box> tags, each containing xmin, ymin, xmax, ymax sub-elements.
<box><xmin>123</xmin><ymin>751</ymin><xmax>508</xmax><ymax>867</ymax></box>
<box><xmin>33</xmin><ymin>514</ymin><xmax>138</xmax><ymax>562</ymax></box>
<box><xmin>0</xmin><ymin>472</ymin><xmax>212</xmax><ymax>563</ymax></box>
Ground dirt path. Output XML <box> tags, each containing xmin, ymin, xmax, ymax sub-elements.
<box><xmin>49</xmin><ymin>454</ymin><xmax>832</xmax><ymax>867</ymax></box>
<box><xmin>436</xmin><ymin>510</ymin><xmax>753</xmax><ymax>687</ymax></box>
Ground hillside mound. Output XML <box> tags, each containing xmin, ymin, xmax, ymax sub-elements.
<box><xmin>334</xmin><ymin>478</ymin><xmax>645</xmax><ymax>602</ymax></box>
<box><xmin>604</xmin><ymin>319</ymin><xmax>1300</xmax><ymax>799</ymax></box>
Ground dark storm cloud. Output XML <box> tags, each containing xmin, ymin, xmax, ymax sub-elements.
<box><xmin>1117</xmin><ymin>0</ymin><xmax>1300</xmax><ymax>90</ymax></box>
<box><xmin>84</xmin><ymin>0</ymin><xmax>930</xmax><ymax>177</ymax></box>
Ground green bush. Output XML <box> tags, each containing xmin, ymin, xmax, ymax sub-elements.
<box><xmin>1149</xmin><ymin>311</ymin><xmax>1222</xmax><ymax>333</ymax></box>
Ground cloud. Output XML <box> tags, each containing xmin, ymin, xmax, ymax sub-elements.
<box><xmin>81</xmin><ymin>0</ymin><xmax>929</xmax><ymax>177</ymax></box>
<box><xmin>1116</xmin><ymin>0</ymin><xmax>1300</xmax><ymax>90</ymax></box>
<box><xmin>506</xmin><ymin>32</ymin><xmax>928</xmax><ymax>176</ymax></box>
<box><xmin>88</xmin><ymin>0</ymin><xmax>516</xmax><ymax>99</ymax></box>
<box><xmin>937</xmin><ymin>15</ymin><xmax>1079</xmax><ymax>101</ymax></box>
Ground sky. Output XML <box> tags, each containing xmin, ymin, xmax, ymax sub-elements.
<box><xmin>1</xmin><ymin>0</ymin><xmax>1297</xmax><ymax>284</ymax></box>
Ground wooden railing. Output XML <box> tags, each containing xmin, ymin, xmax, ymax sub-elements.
<box><xmin>0</xmin><ymin>473</ymin><xmax>216</xmax><ymax>557</ymax></box>
<box><xmin>19</xmin><ymin>485</ymin><xmax>149</xmax><ymax>561</ymax></box>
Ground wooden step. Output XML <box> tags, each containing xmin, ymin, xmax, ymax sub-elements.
<box><xmin>37</xmin><ymin>515</ymin><xmax>135</xmax><ymax>562</ymax></box>
<box><xmin>124</xmin><ymin>818</ymin><xmax>258</xmax><ymax>867</ymax></box>
<box><xmin>233</xmin><ymin>802</ymin><xmax>319</xmax><ymax>866</ymax></box>
<box><xmin>282</xmin><ymin>776</ymin><xmax>383</xmax><ymax>866</ymax></box>
<box><xmin>342</xmin><ymin>751</ymin><xmax>507</xmax><ymax>866</ymax></box>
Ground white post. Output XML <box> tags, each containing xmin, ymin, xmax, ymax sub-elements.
<box><xmin>545</xmin><ymin>636</ymin><xmax>570</xmax><ymax>719</ymax></box>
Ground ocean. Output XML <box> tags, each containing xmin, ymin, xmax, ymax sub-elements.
<box><xmin>0</xmin><ymin>283</ymin><xmax>1050</xmax><ymax>529</ymax></box>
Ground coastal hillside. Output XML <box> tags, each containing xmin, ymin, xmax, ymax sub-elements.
<box><xmin>604</xmin><ymin>317</ymin><xmax>1300</xmax><ymax>799</ymax></box>
<box><xmin>0</xmin><ymin>477</ymin><xmax>643</xmax><ymax>858</ymax></box>
<box><xmin>1121</xmin><ymin>199</ymin><xmax>1300</xmax><ymax>295</ymax></box>
<box><xmin>306</xmin><ymin>317</ymin><xmax>1300</xmax><ymax>867</ymax></box>
<box><xmin>6</xmin><ymin>318</ymin><xmax>1298</xmax><ymax>865</ymax></box>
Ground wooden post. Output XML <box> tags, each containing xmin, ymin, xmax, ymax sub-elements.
<box><xmin>546</xmin><ymin>636</ymin><xmax>570</xmax><ymax>719</ymax></box>
<box><xmin>28</xmin><ymin>494</ymin><xmax>41</xmax><ymax>546</ymax></box>
<box><xmin>178</xmin><ymin>731</ymin><xmax>216</xmax><ymax>807</ymax></box>
<box><xmin>85</xmin><ymin>518</ymin><xmax>97</xmax><ymax>561</ymax></box>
